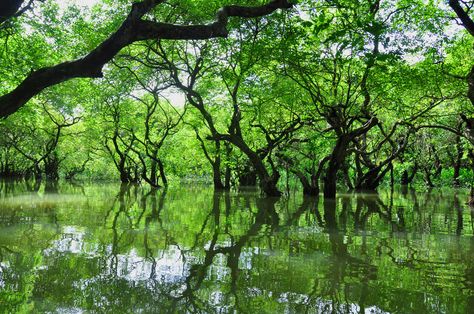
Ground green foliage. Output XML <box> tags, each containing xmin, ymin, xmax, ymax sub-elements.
<box><xmin>0</xmin><ymin>0</ymin><xmax>473</xmax><ymax>191</ymax></box>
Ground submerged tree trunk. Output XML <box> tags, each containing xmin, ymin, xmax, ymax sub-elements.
<box><xmin>224</xmin><ymin>165</ymin><xmax>231</xmax><ymax>189</ymax></box>
<box><xmin>212</xmin><ymin>161</ymin><xmax>225</xmax><ymax>190</ymax></box>
<box><xmin>288</xmin><ymin>156</ymin><xmax>329</xmax><ymax>196</ymax></box>
<box><xmin>157</xmin><ymin>159</ymin><xmax>167</xmax><ymax>186</ymax></box>
<box><xmin>323</xmin><ymin>136</ymin><xmax>350</xmax><ymax>199</ymax></box>
<box><xmin>118</xmin><ymin>159</ymin><xmax>131</xmax><ymax>183</ymax></box>
<box><xmin>218</xmin><ymin>134</ymin><xmax>281</xmax><ymax>196</ymax></box>
<box><xmin>149</xmin><ymin>156</ymin><xmax>158</xmax><ymax>186</ymax></box>
<box><xmin>296</xmin><ymin>173</ymin><xmax>319</xmax><ymax>196</ymax></box>
<box><xmin>424</xmin><ymin>168</ymin><xmax>435</xmax><ymax>188</ymax></box>
<box><xmin>197</xmin><ymin>132</ymin><xmax>226</xmax><ymax>190</ymax></box>
<box><xmin>355</xmin><ymin>163</ymin><xmax>392</xmax><ymax>191</ymax></box>
<box><xmin>401</xmin><ymin>163</ymin><xmax>418</xmax><ymax>185</ymax></box>
<box><xmin>341</xmin><ymin>162</ymin><xmax>354</xmax><ymax>190</ymax></box>
<box><xmin>323</xmin><ymin>117</ymin><xmax>378</xmax><ymax>199</ymax></box>
<box><xmin>453</xmin><ymin>133</ymin><xmax>464</xmax><ymax>187</ymax></box>
<box><xmin>468</xmin><ymin>149</ymin><xmax>474</xmax><ymax>206</ymax></box>
<box><xmin>238</xmin><ymin>162</ymin><xmax>257</xmax><ymax>186</ymax></box>
<box><xmin>44</xmin><ymin>152</ymin><xmax>61</xmax><ymax>181</ymax></box>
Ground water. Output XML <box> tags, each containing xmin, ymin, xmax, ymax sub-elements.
<box><xmin>0</xmin><ymin>181</ymin><xmax>473</xmax><ymax>313</ymax></box>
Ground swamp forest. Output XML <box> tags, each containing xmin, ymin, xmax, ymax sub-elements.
<box><xmin>1</xmin><ymin>0</ymin><xmax>474</xmax><ymax>313</ymax></box>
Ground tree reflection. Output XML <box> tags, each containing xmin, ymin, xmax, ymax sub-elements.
<box><xmin>0</xmin><ymin>183</ymin><xmax>473</xmax><ymax>312</ymax></box>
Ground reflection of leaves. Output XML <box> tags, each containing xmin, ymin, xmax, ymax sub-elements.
<box><xmin>0</xmin><ymin>183</ymin><xmax>473</xmax><ymax>312</ymax></box>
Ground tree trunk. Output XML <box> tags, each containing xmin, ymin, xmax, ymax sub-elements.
<box><xmin>401</xmin><ymin>170</ymin><xmax>409</xmax><ymax>185</ymax></box>
<box><xmin>0</xmin><ymin>0</ymin><xmax>24</xmax><ymax>23</ymax></box>
<box><xmin>261</xmin><ymin>176</ymin><xmax>281</xmax><ymax>197</ymax></box>
<box><xmin>469</xmin><ymin>187</ymin><xmax>474</xmax><ymax>206</ymax></box>
<box><xmin>355</xmin><ymin>164</ymin><xmax>392</xmax><ymax>191</ymax></box>
<box><xmin>224</xmin><ymin>164</ymin><xmax>231</xmax><ymax>189</ymax></box>
<box><xmin>390</xmin><ymin>164</ymin><xmax>394</xmax><ymax>188</ymax></box>
<box><xmin>432</xmin><ymin>145</ymin><xmax>443</xmax><ymax>178</ymax></box>
<box><xmin>293</xmin><ymin>171</ymin><xmax>319</xmax><ymax>196</ymax></box>
<box><xmin>44</xmin><ymin>152</ymin><xmax>60</xmax><ymax>181</ymax></box>
<box><xmin>453</xmin><ymin>133</ymin><xmax>463</xmax><ymax>187</ymax></box>
<box><xmin>468</xmin><ymin>149</ymin><xmax>474</xmax><ymax>206</ymax></box>
<box><xmin>245</xmin><ymin>151</ymin><xmax>280</xmax><ymax>196</ymax></box>
<box><xmin>323</xmin><ymin>136</ymin><xmax>350</xmax><ymax>199</ymax></box>
<box><xmin>302</xmin><ymin>179</ymin><xmax>319</xmax><ymax>196</ymax></box>
<box><xmin>224</xmin><ymin>143</ymin><xmax>232</xmax><ymax>189</ymax></box>
<box><xmin>34</xmin><ymin>164</ymin><xmax>42</xmax><ymax>181</ymax></box>
<box><xmin>118</xmin><ymin>159</ymin><xmax>130</xmax><ymax>183</ymax></box>
<box><xmin>44</xmin><ymin>180</ymin><xmax>59</xmax><ymax>193</ymax></box>
<box><xmin>468</xmin><ymin>65</ymin><xmax>474</xmax><ymax>106</ymax></box>
<box><xmin>158</xmin><ymin>159</ymin><xmax>167</xmax><ymax>186</ymax></box>
<box><xmin>212</xmin><ymin>161</ymin><xmax>225</xmax><ymax>190</ymax></box>
<box><xmin>238</xmin><ymin>162</ymin><xmax>257</xmax><ymax>186</ymax></box>
<box><xmin>150</xmin><ymin>158</ymin><xmax>158</xmax><ymax>186</ymax></box>
<box><xmin>453</xmin><ymin>162</ymin><xmax>461</xmax><ymax>187</ymax></box>
<box><xmin>356</xmin><ymin>168</ymin><xmax>381</xmax><ymax>191</ymax></box>
<box><xmin>217</xmin><ymin>132</ymin><xmax>282</xmax><ymax>196</ymax></box>
<box><xmin>341</xmin><ymin>162</ymin><xmax>354</xmax><ymax>190</ymax></box>
<box><xmin>401</xmin><ymin>163</ymin><xmax>418</xmax><ymax>185</ymax></box>
<box><xmin>424</xmin><ymin>168</ymin><xmax>435</xmax><ymax>188</ymax></box>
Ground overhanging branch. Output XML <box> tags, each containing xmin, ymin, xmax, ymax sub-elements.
<box><xmin>0</xmin><ymin>0</ymin><xmax>293</xmax><ymax>117</ymax></box>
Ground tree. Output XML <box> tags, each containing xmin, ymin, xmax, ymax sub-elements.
<box><xmin>130</xmin><ymin>40</ymin><xmax>233</xmax><ymax>190</ymax></box>
<box><xmin>1</xmin><ymin>101</ymin><xmax>81</xmax><ymax>180</ymax></box>
<box><xmin>144</xmin><ymin>20</ymin><xmax>304</xmax><ymax>196</ymax></box>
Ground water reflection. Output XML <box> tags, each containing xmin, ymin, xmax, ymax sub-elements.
<box><xmin>0</xmin><ymin>182</ymin><xmax>473</xmax><ymax>313</ymax></box>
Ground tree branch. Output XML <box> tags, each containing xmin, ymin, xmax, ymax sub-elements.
<box><xmin>449</xmin><ymin>0</ymin><xmax>474</xmax><ymax>36</ymax></box>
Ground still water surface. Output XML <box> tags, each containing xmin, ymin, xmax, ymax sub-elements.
<box><xmin>0</xmin><ymin>182</ymin><xmax>473</xmax><ymax>313</ymax></box>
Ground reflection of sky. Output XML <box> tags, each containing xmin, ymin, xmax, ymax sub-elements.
<box><xmin>0</xmin><ymin>262</ymin><xmax>7</xmax><ymax>288</ymax></box>
<box><xmin>45</xmin><ymin>226</ymin><xmax>95</xmax><ymax>255</ymax></box>
<box><xmin>40</xmin><ymin>226</ymin><xmax>331</xmax><ymax>311</ymax></box>
<box><xmin>46</xmin><ymin>226</ymin><xmax>189</xmax><ymax>284</ymax></box>
<box><xmin>114</xmin><ymin>247</ymin><xmax>186</xmax><ymax>283</ymax></box>
<box><xmin>38</xmin><ymin>225</ymin><xmax>273</xmax><ymax>307</ymax></box>
<box><xmin>207</xmin><ymin>253</ymin><xmax>229</xmax><ymax>282</ymax></box>
<box><xmin>32</xmin><ymin>225</ymin><xmax>393</xmax><ymax>312</ymax></box>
